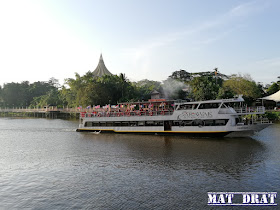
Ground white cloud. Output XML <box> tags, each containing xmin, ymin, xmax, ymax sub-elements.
<box><xmin>256</xmin><ymin>57</ymin><xmax>280</xmax><ymax>67</ymax></box>
<box><xmin>236</xmin><ymin>57</ymin><xmax>280</xmax><ymax>84</ymax></box>
<box><xmin>229</xmin><ymin>0</ymin><xmax>269</xmax><ymax>17</ymax></box>
<box><xmin>119</xmin><ymin>1</ymin><xmax>270</xmax><ymax>81</ymax></box>
<box><xmin>122</xmin><ymin>1</ymin><xmax>267</xmax><ymax>57</ymax></box>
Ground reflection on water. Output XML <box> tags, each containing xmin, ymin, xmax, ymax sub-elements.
<box><xmin>0</xmin><ymin>118</ymin><xmax>279</xmax><ymax>209</ymax></box>
<box><xmin>81</xmin><ymin>133</ymin><xmax>266</xmax><ymax>179</ymax></box>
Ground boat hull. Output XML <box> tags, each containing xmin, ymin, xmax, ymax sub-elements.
<box><xmin>76</xmin><ymin>128</ymin><xmax>231</xmax><ymax>137</ymax></box>
<box><xmin>225</xmin><ymin>123</ymin><xmax>271</xmax><ymax>137</ymax></box>
<box><xmin>76</xmin><ymin>122</ymin><xmax>271</xmax><ymax>138</ymax></box>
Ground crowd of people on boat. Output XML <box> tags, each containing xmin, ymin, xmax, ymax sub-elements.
<box><xmin>80</xmin><ymin>102</ymin><xmax>174</xmax><ymax>118</ymax></box>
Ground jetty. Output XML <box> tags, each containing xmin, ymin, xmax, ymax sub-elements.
<box><xmin>0</xmin><ymin>107</ymin><xmax>82</xmax><ymax>119</ymax></box>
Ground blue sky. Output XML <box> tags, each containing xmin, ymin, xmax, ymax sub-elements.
<box><xmin>0</xmin><ymin>0</ymin><xmax>279</xmax><ymax>86</ymax></box>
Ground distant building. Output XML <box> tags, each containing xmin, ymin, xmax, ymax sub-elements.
<box><xmin>151</xmin><ymin>90</ymin><xmax>160</xmax><ymax>99</ymax></box>
<box><xmin>92</xmin><ymin>54</ymin><xmax>113</xmax><ymax>77</ymax></box>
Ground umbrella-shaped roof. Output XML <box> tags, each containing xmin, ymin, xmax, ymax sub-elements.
<box><xmin>92</xmin><ymin>54</ymin><xmax>112</xmax><ymax>77</ymax></box>
<box><xmin>261</xmin><ymin>90</ymin><xmax>280</xmax><ymax>102</ymax></box>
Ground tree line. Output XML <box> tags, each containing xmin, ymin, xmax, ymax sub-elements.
<box><xmin>0</xmin><ymin>69</ymin><xmax>279</xmax><ymax>108</ymax></box>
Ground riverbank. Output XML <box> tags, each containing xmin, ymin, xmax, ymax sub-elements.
<box><xmin>265</xmin><ymin>111</ymin><xmax>280</xmax><ymax>122</ymax></box>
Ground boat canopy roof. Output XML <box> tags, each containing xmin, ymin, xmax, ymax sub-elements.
<box><xmin>117</xmin><ymin>95</ymin><xmax>244</xmax><ymax>106</ymax></box>
<box><xmin>117</xmin><ymin>99</ymin><xmax>176</xmax><ymax>105</ymax></box>
<box><xmin>175</xmin><ymin>95</ymin><xmax>245</xmax><ymax>105</ymax></box>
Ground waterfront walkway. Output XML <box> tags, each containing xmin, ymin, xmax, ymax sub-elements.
<box><xmin>0</xmin><ymin>107</ymin><xmax>81</xmax><ymax>119</ymax></box>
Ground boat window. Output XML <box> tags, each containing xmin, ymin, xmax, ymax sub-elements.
<box><xmin>172</xmin><ymin>119</ymin><xmax>228</xmax><ymax>126</ymax></box>
<box><xmin>106</xmin><ymin>122</ymin><xmax>113</xmax><ymax>126</ymax></box>
<box><xmin>198</xmin><ymin>103</ymin><xmax>221</xmax><ymax>109</ymax></box>
<box><xmin>172</xmin><ymin>120</ymin><xmax>193</xmax><ymax>126</ymax></box>
<box><xmin>88</xmin><ymin>120</ymin><xmax>165</xmax><ymax>127</ymax></box>
<box><xmin>100</xmin><ymin>122</ymin><xmax>106</xmax><ymax>126</ymax></box>
<box><xmin>138</xmin><ymin>121</ymin><xmax>145</xmax><ymax>126</ymax></box>
<box><xmin>204</xmin><ymin>120</ymin><xmax>215</xmax><ymax>126</ymax></box>
<box><xmin>154</xmin><ymin>121</ymin><xmax>163</xmax><ymax>126</ymax></box>
<box><xmin>130</xmin><ymin>121</ymin><xmax>137</xmax><ymax>126</ymax></box>
<box><xmin>140</xmin><ymin>121</ymin><xmax>164</xmax><ymax>126</ymax></box>
<box><xmin>114</xmin><ymin>122</ymin><xmax>121</xmax><ymax>126</ymax></box>
<box><xmin>224</xmin><ymin>102</ymin><xmax>237</xmax><ymax>108</ymax></box>
<box><xmin>172</xmin><ymin>121</ymin><xmax>180</xmax><ymax>126</ymax></box>
<box><xmin>92</xmin><ymin>122</ymin><xmax>99</xmax><ymax>126</ymax></box>
<box><xmin>145</xmin><ymin>121</ymin><xmax>155</xmax><ymax>126</ymax></box>
<box><xmin>122</xmin><ymin>122</ymin><xmax>129</xmax><ymax>126</ymax></box>
<box><xmin>87</xmin><ymin>119</ymin><xmax>228</xmax><ymax>127</ymax></box>
<box><xmin>178</xmin><ymin>104</ymin><xmax>198</xmax><ymax>110</ymax></box>
<box><xmin>221</xmin><ymin>104</ymin><xmax>228</xmax><ymax>108</ymax></box>
<box><xmin>215</xmin><ymin>119</ymin><xmax>228</xmax><ymax>126</ymax></box>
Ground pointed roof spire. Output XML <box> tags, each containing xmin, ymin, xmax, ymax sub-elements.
<box><xmin>92</xmin><ymin>54</ymin><xmax>112</xmax><ymax>77</ymax></box>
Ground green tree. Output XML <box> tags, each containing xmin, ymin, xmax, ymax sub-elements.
<box><xmin>0</xmin><ymin>79</ymin><xmax>60</xmax><ymax>108</ymax></box>
<box><xmin>1</xmin><ymin>81</ymin><xmax>30</xmax><ymax>107</ymax></box>
<box><xmin>220</xmin><ymin>75</ymin><xmax>261</xmax><ymax>105</ymax></box>
<box><xmin>133</xmin><ymin>79</ymin><xmax>162</xmax><ymax>101</ymax></box>
<box><xmin>63</xmin><ymin>73</ymin><xmax>91</xmax><ymax>107</ymax></box>
<box><xmin>189</xmin><ymin>76</ymin><xmax>223</xmax><ymax>101</ymax></box>
<box><xmin>0</xmin><ymin>85</ymin><xmax>3</xmax><ymax>107</ymax></box>
<box><xmin>169</xmin><ymin>69</ymin><xmax>192</xmax><ymax>81</ymax></box>
<box><xmin>217</xmin><ymin>86</ymin><xmax>235</xmax><ymax>99</ymax></box>
<box><xmin>267</xmin><ymin>82</ymin><xmax>279</xmax><ymax>95</ymax></box>
<box><xmin>95</xmin><ymin>74</ymin><xmax>123</xmax><ymax>104</ymax></box>
<box><xmin>62</xmin><ymin>73</ymin><xmax>138</xmax><ymax>107</ymax></box>
<box><xmin>30</xmin><ymin>89</ymin><xmax>64</xmax><ymax>108</ymax></box>
<box><xmin>29</xmin><ymin>81</ymin><xmax>57</xmax><ymax>101</ymax></box>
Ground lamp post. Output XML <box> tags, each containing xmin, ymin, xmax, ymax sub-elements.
<box><xmin>214</xmin><ymin>67</ymin><xmax>218</xmax><ymax>84</ymax></box>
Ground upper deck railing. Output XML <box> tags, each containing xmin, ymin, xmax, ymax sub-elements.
<box><xmin>1</xmin><ymin>105</ymin><xmax>270</xmax><ymax>117</ymax></box>
<box><xmin>81</xmin><ymin>110</ymin><xmax>174</xmax><ymax>118</ymax></box>
<box><xmin>218</xmin><ymin>106</ymin><xmax>265</xmax><ymax>115</ymax></box>
<box><xmin>233</xmin><ymin>106</ymin><xmax>265</xmax><ymax>114</ymax></box>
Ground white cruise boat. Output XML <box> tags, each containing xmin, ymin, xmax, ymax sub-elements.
<box><xmin>76</xmin><ymin>96</ymin><xmax>271</xmax><ymax>137</ymax></box>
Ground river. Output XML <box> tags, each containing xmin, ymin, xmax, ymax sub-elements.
<box><xmin>0</xmin><ymin>118</ymin><xmax>279</xmax><ymax>209</ymax></box>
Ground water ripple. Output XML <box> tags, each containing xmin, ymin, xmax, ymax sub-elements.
<box><xmin>0</xmin><ymin>119</ymin><xmax>279</xmax><ymax>209</ymax></box>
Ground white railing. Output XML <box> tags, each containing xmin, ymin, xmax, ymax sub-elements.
<box><xmin>0</xmin><ymin>107</ymin><xmax>174</xmax><ymax>117</ymax></box>
<box><xmin>236</xmin><ymin>118</ymin><xmax>271</xmax><ymax>126</ymax></box>
<box><xmin>233</xmin><ymin>106</ymin><xmax>265</xmax><ymax>114</ymax></box>
<box><xmin>81</xmin><ymin>110</ymin><xmax>174</xmax><ymax>118</ymax></box>
<box><xmin>259</xmin><ymin>119</ymin><xmax>271</xmax><ymax>124</ymax></box>
<box><xmin>0</xmin><ymin>107</ymin><xmax>82</xmax><ymax>113</ymax></box>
